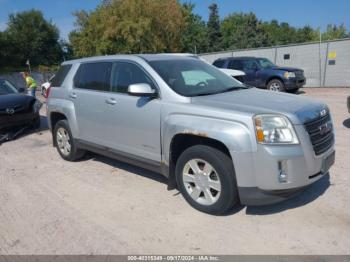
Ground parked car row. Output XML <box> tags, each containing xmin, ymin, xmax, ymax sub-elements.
<box><xmin>0</xmin><ymin>79</ymin><xmax>41</xmax><ymax>143</ymax></box>
<box><xmin>213</xmin><ymin>56</ymin><xmax>306</xmax><ymax>92</ymax></box>
<box><xmin>46</xmin><ymin>54</ymin><xmax>335</xmax><ymax>215</ymax></box>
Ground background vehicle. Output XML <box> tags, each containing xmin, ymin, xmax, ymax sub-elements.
<box><xmin>213</xmin><ymin>56</ymin><xmax>306</xmax><ymax>92</ymax></box>
<box><xmin>167</xmin><ymin>53</ymin><xmax>246</xmax><ymax>82</ymax></box>
<box><xmin>0</xmin><ymin>79</ymin><xmax>41</xmax><ymax>132</ymax></box>
<box><xmin>347</xmin><ymin>96</ymin><xmax>350</xmax><ymax>113</ymax></box>
<box><xmin>41</xmin><ymin>75</ymin><xmax>55</xmax><ymax>97</ymax></box>
<box><xmin>47</xmin><ymin>55</ymin><xmax>335</xmax><ymax>215</ymax></box>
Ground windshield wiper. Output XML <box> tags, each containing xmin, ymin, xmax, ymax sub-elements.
<box><xmin>194</xmin><ymin>86</ymin><xmax>248</xmax><ymax>97</ymax></box>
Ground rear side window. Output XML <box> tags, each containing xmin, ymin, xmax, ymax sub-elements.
<box><xmin>228</xmin><ymin>60</ymin><xmax>243</xmax><ymax>70</ymax></box>
<box><xmin>74</xmin><ymin>62</ymin><xmax>112</xmax><ymax>91</ymax></box>
<box><xmin>51</xmin><ymin>65</ymin><xmax>72</xmax><ymax>87</ymax></box>
<box><xmin>213</xmin><ymin>60</ymin><xmax>225</xmax><ymax>68</ymax></box>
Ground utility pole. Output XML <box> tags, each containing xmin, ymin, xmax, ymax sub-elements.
<box><xmin>26</xmin><ymin>59</ymin><xmax>32</xmax><ymax>74</ymax></box>
<box><xmin>318</xmin><ymin>30</ymin><xmax>322</xmax><ymax>87</ymax></box>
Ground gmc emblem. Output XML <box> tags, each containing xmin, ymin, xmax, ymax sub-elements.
<box><xmin>319</xmin><ymin>122</ymin><xmax>332</xmax><ymax>135</ymax></box>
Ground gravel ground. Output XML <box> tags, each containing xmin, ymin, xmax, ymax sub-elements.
<box><xmin>0</xmin><ymin>88</ymin><xmax>349</xmax><ymax>255</ymax></box>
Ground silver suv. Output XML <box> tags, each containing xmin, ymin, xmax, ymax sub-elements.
<box><xmin>47</xmin><ymin>55</ymin><xmax>335</xmax><ymax>215</ymax></box>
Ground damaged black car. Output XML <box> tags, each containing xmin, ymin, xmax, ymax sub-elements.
<box><xmin>0</xmin><ymin>79</ymin><xmax>42</xmax><ymax>143</ymax></box>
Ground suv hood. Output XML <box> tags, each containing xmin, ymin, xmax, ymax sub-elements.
<box><xmin>191</xmin><ymin>88</ymin><xmax>327</xmax><ymax>124</ymax></box>
<box><xmin>271</xmin><ymin>66</ymin><xmax>303</xmax><ymax>72</ymax></box>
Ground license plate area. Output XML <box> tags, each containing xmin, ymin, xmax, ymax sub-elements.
<box><xmin>322</xmin><ymin>151</ymin><xmax>335</xmax><ymax>173</ymax></box>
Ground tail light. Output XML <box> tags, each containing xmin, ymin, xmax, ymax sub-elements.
<box><xmin>44</xmin><ymin>86</ymin><xmax>51</xmax><ymax>98</ymax></box>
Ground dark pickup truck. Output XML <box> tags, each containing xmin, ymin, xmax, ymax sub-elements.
<box><xmin>213</xmin><ymin>57</ymin><xmax>306</xmax><ymax>93</ymax></box>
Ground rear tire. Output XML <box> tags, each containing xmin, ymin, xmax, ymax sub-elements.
<box><xmin>267</xmin><ymin>79</ymin><xmax>285</xmax><ymax>92</ymax></box>
<box><xmin>175</xmin><ymin>145</ymin><xmax>239</xmax><ymax>215</ymax></box>
<box><xmin>53</xmin><ymin>119</ymin><xmax>85</xmax><ymax>161</ymax></box>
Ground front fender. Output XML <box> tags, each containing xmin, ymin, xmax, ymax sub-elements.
<box><xmin>162</xmin><ymin>114</ymin><xmax>255</xmax><ymax>165</ymax></box>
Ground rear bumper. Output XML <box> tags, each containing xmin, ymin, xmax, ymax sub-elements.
<box><xmin>284</xmin><ymin>77</ymin><xmax>306</xmax><ymax>89</ymax></box>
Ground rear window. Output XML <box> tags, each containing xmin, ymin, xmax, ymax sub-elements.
<box><xmin>213</xmin><ymin>60</ymin><xmax>225</xmax><ymax>68</ymax></box>
<box><xmin>51</xmin><ymin>64</ymin><xmax>72</xmax><ymax>87</ymax></box>
<box><xmin>74</xmin><ymin>62</ymin><xmax>112</xmax><ymax>92</ymax></box>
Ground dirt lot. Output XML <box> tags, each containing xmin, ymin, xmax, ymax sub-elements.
<box><xmin>0</xmin><ymin>88</ymin><xmax>349</xmax><ymax>255</ymax></box>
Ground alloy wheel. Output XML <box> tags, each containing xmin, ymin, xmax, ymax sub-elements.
<box><xmin>56</xmin><ymin>127</ymin><xmax>71</xmax><ymax>156</ymax></box>
<box><xmin>182</xmin><ymin>159</ymin><xmax>221</xmax><ymax>206</ymax></box>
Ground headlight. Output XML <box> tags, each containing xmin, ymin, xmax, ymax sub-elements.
<box><xmin>254</xmin><ymin>115</ymin><xmax>299</xmax><ymax>144</ymax></box>
<box><xmin>284</xmin><ymin>72</ymin><xmax>296</xmax><ymax>79</ymax></box>
<box><xmin>33</xmin><ymin>100</ymin><xmax>43</xmax><ymax>113</ymax></box>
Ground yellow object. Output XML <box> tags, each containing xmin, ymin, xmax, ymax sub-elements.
<box><xmin>25</xmin><ymin>76</ymin><xmax>37</xmax><ymax>89</ymax></box>
<box><xmin>328</xmin><ymin>52</ymin><xmax>337</xmax><ymax>59</ymax></box>
<box><xmin>254</xmin><ymin>117</ymin><xmax>265</xmax><ymax>142</ymax></box>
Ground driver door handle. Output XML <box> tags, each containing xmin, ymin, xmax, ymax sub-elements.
<box><xmin>105</xmin><ymin>98</ymin><xmax>117</xmax><ymax>105</ymax></box>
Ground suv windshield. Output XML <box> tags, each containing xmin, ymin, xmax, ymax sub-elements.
<box><xmin>256</xmin><ymin>58</ymin><xmax>276</xmax><ymax>68</ymax></box>
<box><xmin>0</xmin><ymin>80</ymin><xmax>18</xmax><ymax>95</ymax></box>
<box><xmin>149</xmin><ymin>59</ymin><xmax>244</xmax><ymax>97</ymax></box>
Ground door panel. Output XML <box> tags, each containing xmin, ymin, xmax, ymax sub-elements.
<box><xmin>70</xmin><ymin>62</ymin><xmax>113</xmax><ymax>146</ymax></box>
<box><xmin>104</xmin><ymin>61</ymin><xmax>161</xmax><ymax>162</ymax></box>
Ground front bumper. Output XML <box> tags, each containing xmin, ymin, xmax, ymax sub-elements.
<box><xmin>238</xmin><ymin>185</ymin><xmax>309</xmax><ymax>206</ymax></box>
<box><xmin>284</xmin><ymin>77</ymin><xmax>306</xmax><ymax>90</ymax></box>
<box><xmin>232</xmin><ymin>125</ymin><xmax>335</xmax><ymax>206</ymax></box>
<box><xmin>0</xmin><ymin>112</ymin><xmax>39</xmax><ymax>131</ymax></box>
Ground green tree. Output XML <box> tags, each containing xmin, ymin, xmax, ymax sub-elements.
<box><xmin>207</xmin><ymin>3</ymin><xmax>221</xmax><ymax>51</ymax></box>
<box><xmin>221</xmin><ymin>12</ymin><xmax>268</xmax><ymax>49</ymax></box>
<box><xmin>181</xmin><ymin>3</ymin><xmax>208</xmax><ymax>54</ymax></box>
<box><xmin>322</xmin><ymin>24</ymin><xmax>348</xmax><ymax>40</ymax></box>
<box><xmin>70</xmin><ymin>0</ymin><xmax>186</xmax><ymax>57</ymax></box>
<box><xmin>5</xmin><ymin>9</ymin><xmax>63</xmax><ymax>67</ymax></box>
<box><xmin>295</xmin><ymin>25</ymin><xmax>319</xmax><ymax>43</ymax></box>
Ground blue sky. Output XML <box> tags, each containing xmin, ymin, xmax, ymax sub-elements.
<box><xmin>0</xmin><ymin>0</ymin><xmax>349</xmax><ymax>40</ymax></box>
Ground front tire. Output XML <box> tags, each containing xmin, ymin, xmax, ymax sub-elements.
<box><xmin>53</xmin><ymin>120</ymin><xmax>85</xmax><ymax>161</ymax></box>
<box><xmin>175</xmin><ymin>145</ymin><xmax>239</xmax><ymax>215</ymax></box>
<box><xmin>267</xmin><ymin>79</ymin><xmax>285</xmax><ymax>92</ymax></box>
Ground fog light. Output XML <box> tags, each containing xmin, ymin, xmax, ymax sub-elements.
<box><xmin>278</xmin><ymin>160</ymin><xmax>288</xmax><ymax>183</ymax></box>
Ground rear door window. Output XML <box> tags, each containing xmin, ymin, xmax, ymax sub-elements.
<box><xmin>242</xmin><ymin>60</ymin><xmax>258</xmax><ymax>71</ymax></box>
<box><xmin>74</xmin><ymin>62</ymin><xmax>112</xmax><ymax>92</ymax></box>
<box><xmin>228</xmin><ymin>60</ymin><xmax>243</xmax><ymax>70</ymax></box>
<box><xmin>51</xmin><ymin>64</ymin><xmax>72</xmax><ymax>87</ymax></box>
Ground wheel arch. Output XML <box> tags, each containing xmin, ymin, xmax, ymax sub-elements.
<box><xmin>163</xmin><ymin>115</ymin><xmax>255</xmax><ymax>189</ymax></box>
<box><xmin>266</xmin><ymin>76</ymin><xmax>284</xmax><ymax>87</ymax></box>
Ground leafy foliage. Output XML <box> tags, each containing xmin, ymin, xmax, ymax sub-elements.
<box><xmin>181</xmin><ymin>3</ymin><xmax>208</xmax><ymax>54</ymax></box>
<box><xmin>1</xmin><ymin>10</ymin><xmax>64</xmax><ymax>68</ymax></box>
<box><xmin>221</xmin><ymin>12</ymin><xmax>269</xmax><ymax>49</ymax></box>
<box><xmin>322</xmin><ymin>24</ymin><xmax>348</xmax><ymax>40</ymax></box>
<box><xmin>70</xmin><ymin>0</ymin><xmax>186</xmax><ymax>57</ymax></box>
<box><xmin>207</xmin><ymin>3</ymin><xmax>222</xmax><ymax>51</ymax></box>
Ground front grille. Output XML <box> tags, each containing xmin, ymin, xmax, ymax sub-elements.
<box><xmin>295</xmin><ymin>71</ymin><xmax>304</xmax><ymax>78</ymax></box>
<box><xmin>304</xmin><ymin>113</ymin><xmax>334</xmax><ymax>155</ymax></box>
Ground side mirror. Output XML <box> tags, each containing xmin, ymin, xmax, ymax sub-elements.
<box><xmin>18</xmin><ymin>87</ymin><xmax>26</xmax><ymax>93</ymax></box>
<box><xmin>128</xmin><ymin>83</ymin><xmax>156</xmax><ymax>97</ymax></box>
